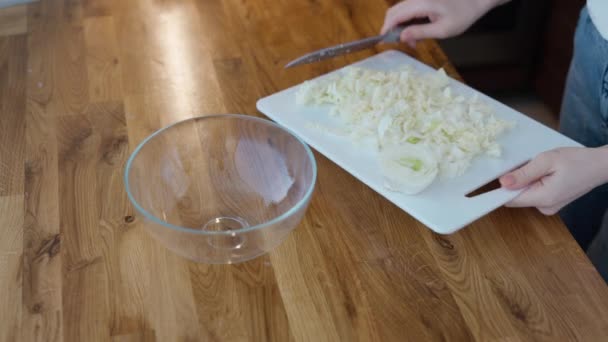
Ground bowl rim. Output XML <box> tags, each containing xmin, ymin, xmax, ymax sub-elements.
<box><xmin>124</xmin><ymin>114</ymin><xmax>318</xmax><ymax>236</ymax></box>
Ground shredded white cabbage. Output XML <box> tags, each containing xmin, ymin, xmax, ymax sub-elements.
<box><xmin>296</xmin><ymin>66</ymin><xmax>513</xmax><ymax>193</ymax></box>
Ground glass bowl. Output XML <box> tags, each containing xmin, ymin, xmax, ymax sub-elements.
<box><xmin>124</xmin><ymin>114</ymin><xmax>317</xmax><ymax>264</ymax></box>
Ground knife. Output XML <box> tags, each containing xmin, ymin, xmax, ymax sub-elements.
<box><xmin>285</xmin><ymin>19</ymin><xmax>430</xmax><ymax>68</ymax></box>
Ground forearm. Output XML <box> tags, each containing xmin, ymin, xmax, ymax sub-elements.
<box><xmin>478</xmin><ymin>0</ymin><xmax>511</xmax><ymax>12</ymax></box>
<box><xmin>490</xmin><ymin>0</ymin><xmax>512</xmax><ymax>6</ymax></box>
<box><xmin>596</xmin><ymin>145</ymin><xmax>608</xmax><ymax>185</ymax></box>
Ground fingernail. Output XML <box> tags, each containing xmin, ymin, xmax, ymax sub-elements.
<box><xmin>500</xmin><ymin>175</ymin><xmax>515</xmax><ymax>187</ymax></box>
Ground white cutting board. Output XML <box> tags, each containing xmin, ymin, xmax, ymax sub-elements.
<box><xmin>256</xmin><ymin>50</ymin><xmax>581</xmax><ymax>234</ymax></box>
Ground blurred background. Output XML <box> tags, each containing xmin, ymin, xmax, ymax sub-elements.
<box><xmin>438</xmin><ymin>0</ymin><xmax>586</xmax><ymax>130</ymax></box>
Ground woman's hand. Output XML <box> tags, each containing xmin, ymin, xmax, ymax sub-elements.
<box><xmin>381</xmin><ymin>0</ymin><xmax>509</xmax><ymax>47</ymax></box>
<box><xmin>500</xmin><ymin>147</ymin><xmax>608</xmax><ymax>215</ymax></box>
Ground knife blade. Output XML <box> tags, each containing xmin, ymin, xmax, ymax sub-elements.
<box><xmin>285</xmin><ymin>35</ymin><xmax>385</xmax><ymax>68</ymax></box>
<box><xmin>285</xmin><ymin>19</ymin><xmax>429</xmax><ymax>68</ymax></box>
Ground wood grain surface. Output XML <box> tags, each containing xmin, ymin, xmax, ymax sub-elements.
<box><xmin>0</xmin><ymin>0</ymin><xmax>607</xmax><ymax>341</ymax></box>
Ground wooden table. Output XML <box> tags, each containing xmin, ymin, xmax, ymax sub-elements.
<box><xmin>1</xmin><ymin>0</ymin><xmax>608</xmax><ymax>341</ymax></box>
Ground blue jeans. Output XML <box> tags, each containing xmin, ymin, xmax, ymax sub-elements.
<box><xmin>559</xmin><ymin>7</ymin><xmax>608</xmax><ymax>281</ymax></box>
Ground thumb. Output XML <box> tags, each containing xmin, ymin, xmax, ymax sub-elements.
<box><xmin>500</xmin><ymin>154</ymin><xmax>554</xmax><ymax>190</ymax></box>
<box><xmin>381</xmin><ymin>0</ymin><xmax>429</xmax><ymax>34</ymax></box>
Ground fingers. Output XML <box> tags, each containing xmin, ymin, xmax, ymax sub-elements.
<box><xmin>504</xmin><ymin>180</ymin><xmax>547</xmax><ymax>208</ymax></box>
<box><xmin>537</xmin><ymin>204</ymin><xmax>565</xmax><ymax>216</ymax></box>
<box><xmin>400</xmin><ymin>22</ymin><xmax>448</xmax><ymax>44</ymax></box>
<box><xmin>508</xmin><ymin>191</ymin><xmax>566</xmax><ymax>215</ymax></box>
<box><xmin>499</xmin><ymin>151</ymin><xmax>556</xmax><ymax>190</ymax></box>
<box><xmin>504</xmin><ymin>178</ymin><xmax>567</xmax><ymax>215</ymax></box>
<box><xmin>381</xmin><ymin>0</ymin><xmax>430</xmax><ymax>34</ymax></box>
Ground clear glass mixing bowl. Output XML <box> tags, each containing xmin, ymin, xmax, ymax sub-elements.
<box><xmin>124</xmin><ymin>114</ymin><xmax>317</xmax><ymax>264</ymax></box>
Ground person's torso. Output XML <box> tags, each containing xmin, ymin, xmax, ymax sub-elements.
<box><xmin>588</xmin><ymin>0</ymin><xmax>608</xmax><ymax>40</ymax></box>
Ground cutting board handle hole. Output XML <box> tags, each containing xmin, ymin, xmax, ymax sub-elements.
<box><xmin>465</xmin><ymin>161</ymin><xmax>529</xmax><ymax>198</ymax></box>
<box><xmin>465</xmin><ymin>179</ymin><xmax>502</xmax><ymax>198</ymax></box>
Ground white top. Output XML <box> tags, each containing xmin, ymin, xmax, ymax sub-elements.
<box><xmin>588</xmin><ymin>0</ymin><xmax>608</xmax><ymax>40</ymax></box>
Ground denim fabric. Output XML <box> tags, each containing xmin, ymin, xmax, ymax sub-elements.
<box><xmin>588</xmin><ymin>211</ymin><xmax>608</xmax><ymax>282</ymax></box>
<box><xmin>558</xmin><ymin>6</ymin><xmax>608</xmax><ymax>281</ymax></box>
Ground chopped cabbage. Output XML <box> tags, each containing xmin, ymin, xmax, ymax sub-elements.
<box><xmin>296</xmin><ymin>66</ymin><xmax>513</xmax><ymax>193</ymax></box>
